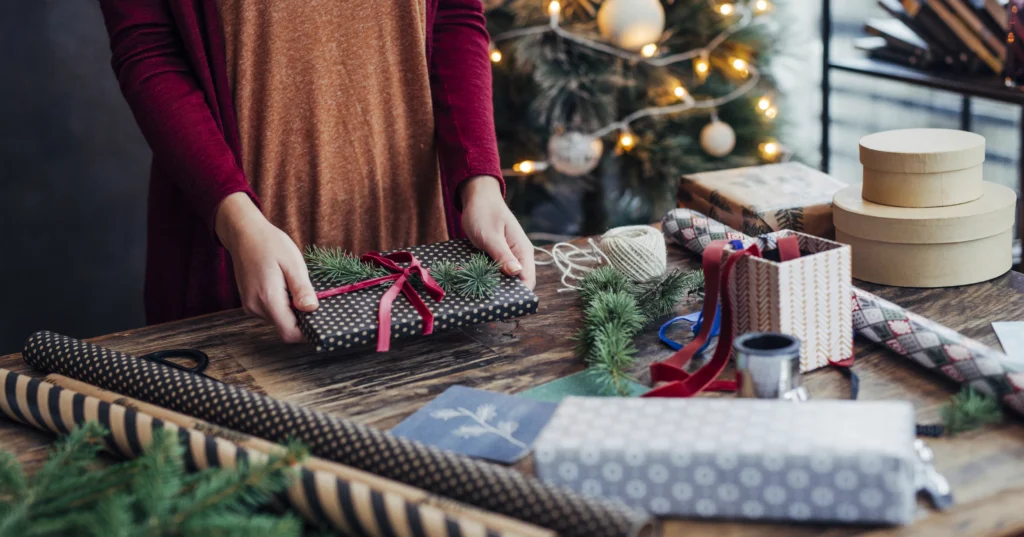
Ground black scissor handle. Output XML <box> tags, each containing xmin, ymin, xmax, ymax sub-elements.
<box><xmin>138</xmin><ymin>348</ymin><xmax>211</xmax><ymax>376</ymax></box>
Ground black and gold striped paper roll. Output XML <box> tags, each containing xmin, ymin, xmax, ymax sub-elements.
<box><xmin>23</xmin><ymin>331</ymin><xmax>656</xmax><ymax>537</ymax></box>
<box><xmin>0</xmin><ymin>368</ymin><xmax>532</xmax><ymax>537</ymax></box>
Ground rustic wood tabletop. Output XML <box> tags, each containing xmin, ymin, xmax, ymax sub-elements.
<box><xmin>2</xmin><ymin>243</ymin><xmax>1024</xmax><ymax>537</ymax></box>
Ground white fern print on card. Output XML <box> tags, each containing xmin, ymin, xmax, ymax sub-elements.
<box><xmin>430</xmin><ymin>404</ymin><xmax>528</xmax><ymax>449</ymax></box>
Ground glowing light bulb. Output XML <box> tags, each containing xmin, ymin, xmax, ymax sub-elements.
<box><xmin>754</xmin><ymin>0</ymin><xmax>771</xmax><ymax>13</ymax></box>
<box><xmin>695</xmin><ymin>59</ymin><xmax>709</xmax><ymax>74</ymax></box>
<box><xmin>548</xmin><ymin>1</ymin><xmax>561</xmax><ymax>16</ymax></box>
<box><xmin>731</xmin><ymin>58</ymin><xmax>747</xmax><ymax>71</ymax></box>
<box><xmin>514</xmin><ymin>161</ymin><xmax>536</xmax><ymax>174</ymax></box>
<box><xmin>765</xmin><ymin>106</ymin><xmax>778</xmax><ymax>119</ymax></box>
<box><xmin>674</xmin><ymin>85</ymin><xmax>688</xmax><ymax>99</ymax></box>
<box><xmin>718</xmin><ymin>3</ymin><xmax>734</xmax><ymax>15</ymax></box>
<box><xmin>490</xmin><ymin>49</ymin><xmax>502</xmax><ymax>63</ymax></box>
<box><xmin>757</xmin><ymin>96</ymin><xmax>771</xmax><ymax>111</ymax></box>
<box><xmin>619</xmin><ymin>132</ymin><xmax>636</xmax><ymax>150</ymax></box>
<box><xmin>759</xmin><ymin>140</ymin><xmax>780</xmax><ymax>160</ymax></box>
<box><xmin>641</xmin><ymin>43</ymin><xmax>659</xmax><ymax>58</ymax></box>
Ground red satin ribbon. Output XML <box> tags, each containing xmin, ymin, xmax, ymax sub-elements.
<box><xmin>314</xmin><ymin>252</ymin><xmax>445</xmax><ymax>352</ymax></box>
<box><xmin>645</xmin><ymin>239</ymin><xmax>761</xmax><ymax>398</ymax></box>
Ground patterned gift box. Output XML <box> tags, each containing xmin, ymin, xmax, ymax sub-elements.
<box><xmin>297</xmin><ymin>239</ymin><xmax>540</xmax><ymax>353</ymax></box>
<box><xmin>727</xmin><ymin>230</ymin><xmax>853</xmax><ymax>372</ymax></box>
<box><xmin>534</xmin><ymin>397</ymin><xmax>919</xmax><ymax>524</ymax></box>
<box><xmin>677</xmin><ymin>162</ymin><xmax>846</xmax><ymax>239</ymax></box>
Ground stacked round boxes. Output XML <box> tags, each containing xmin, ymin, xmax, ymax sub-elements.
<box><xmin>833</xmin><ymin>128</ymin><xmax>1017</xmax><ymax>288</ymax></box>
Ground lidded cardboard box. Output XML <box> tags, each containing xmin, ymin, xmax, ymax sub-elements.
<box><xmin>835</xmin><ymin>128</ymin><xmax>1016</xmax><ymax>288</ymax></box>
<box><xmin>859</xmin><ymin>128</ymin><xmax>985</xmax><ymax>208</ymax></box>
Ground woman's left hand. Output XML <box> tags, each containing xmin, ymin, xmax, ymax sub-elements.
<box><xmin>460</xmin><ymin>176</ymin><xmax>536</xmax><ymax>290</ymax></box>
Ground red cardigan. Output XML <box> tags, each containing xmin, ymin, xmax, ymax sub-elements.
<box><xmin>99</xmin><ymin>0</ymin><xmax>504</xmax><ymax>324</ymax></box>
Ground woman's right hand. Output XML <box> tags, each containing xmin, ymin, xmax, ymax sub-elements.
<box><xmin>215</xmin><ymin>192</ymin><xmax>319</xmax><ymax>343</ymax></box>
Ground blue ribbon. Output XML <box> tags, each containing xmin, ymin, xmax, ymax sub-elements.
<box><xmin>659</xmin><ymin>305</ymin><xmax>721</xmax><ymax>354</ymax></box>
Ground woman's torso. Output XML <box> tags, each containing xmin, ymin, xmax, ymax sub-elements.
<box><xmin>216</xmin><ymin>0</ymin><xmax>449</xmax><ymax>253</ymax></box>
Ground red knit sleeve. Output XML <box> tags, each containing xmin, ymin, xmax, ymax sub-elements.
<box><xmin>430</xmin><ymin>0</ymin><xmax>506</xmax><ymax>206</ymax></box>
<box><xmin>98</xmin><ymin>0</ymin><xmax>256</xmax><ymax>236</ymax></box>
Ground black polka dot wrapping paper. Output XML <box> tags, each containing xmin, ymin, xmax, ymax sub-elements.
<box><xmin>299</xmin><ymin>239</ymin><xmax>540</xmax><ymax>353</ymax></box>
<box><xmin>22</xmin><ymin>331</ymin><xmax>656</xmax><ymax>537</ymax></box>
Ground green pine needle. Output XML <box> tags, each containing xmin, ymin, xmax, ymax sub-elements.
<box><xmin>0</xmin><ymin>422</ymin><xmax>308</xmax><ymax>537</ymax></box>
<box><xmin>941</xmin><ymin>387</ymin><xmax>1003</xmax><ymax>436</ymax></box>
<box><xmin>452</xmin><ymin>253</ymin><xmax>502</xmax><ymax>299</ymax></box>
<box><xmin>430</xmin><ymin>260</ymin><xmax>461</xmax><ymax>294</ymax></box>
<box><xmin>635</xmin><ymin>269</ymin><xmax>697</xmax><ymax>322</ymax></box>
<box><xmin>579</xmin><ymin>266</ymin><xmax>636</xmax><ymax>305</ymax></box>
<box><xmin>304</xmin><ymin>245</ymin><xmax>390</xmax><ymax>286</ymax></box>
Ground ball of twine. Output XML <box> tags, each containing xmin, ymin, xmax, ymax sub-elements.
<box><xmin>598</xmin><ymin>225</ymin><xmax>667</xmax><ymax>282</ymax></box>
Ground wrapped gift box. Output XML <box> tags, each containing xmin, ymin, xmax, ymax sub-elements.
<box><xmin>677</xmin><ymin>162</ymin><xmax>846</xmax><ymax>238</ymax></box>
<box><xmin>534</xmin><ymin>397</ymin><xmax>919</xmax><ymax>524</ymax></box>
<box><xmin>298</xmin><ymin>239</ymin><xmax>539</xmax><ymax>353</ymax></box>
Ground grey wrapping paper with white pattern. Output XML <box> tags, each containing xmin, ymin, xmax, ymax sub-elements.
<box><xmin>534</xmin><ymin>397</ymin><xmax>919</xmax><ymax>525</ymax></box>
<box><xmin>22</xmin><ymin>331</ymin><xmax>655</xmax><ymax>537</ymax></box>
<box><xmin>300</xmin><ymin>239</ymin><xmax>539</xmax><ymax>353</ymax></box>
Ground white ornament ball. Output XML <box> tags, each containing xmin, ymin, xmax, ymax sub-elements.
<box><xmin>547</xmin><ymin>131</ymin><xmax>604</xmax><ymax>176</ymax></box>
<box><xmin>700</xmin><ymin>120</ymin><xmax>736</xmax><ymax>157</ymax></box>
<box><xmin>597</xmin><ymin>0</ymin><xmax>666</xmax><ymax>51</ymax></box>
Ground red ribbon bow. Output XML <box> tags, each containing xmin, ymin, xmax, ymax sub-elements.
<box><xmin>314</xmin><ymin>252</ymin><xmax>445</xmax><ymax>352</ymax></box>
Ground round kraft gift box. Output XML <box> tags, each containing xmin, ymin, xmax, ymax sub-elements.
<box><xmin>833</xmin><ymin>182</ymin><xmax>1016</xmax><ymax>288</ymax></box>
<box><xmin>859</xmin><ymin>128</ymin><xmax>985</xmax><ymax>208</ymax></box>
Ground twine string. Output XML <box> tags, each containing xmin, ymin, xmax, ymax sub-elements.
<box><xmin>534</xmin><ymin>225</ymin><xmax>667</xmax><ymax>292</ymax></box>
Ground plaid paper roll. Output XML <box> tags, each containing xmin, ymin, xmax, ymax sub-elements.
<box><xmin>0</xmin><ymin>368</ymin><xmax>524</xmax><ymax>537</ymax></box>
<box><xmin>22</xmin><ymin>332</ymin><xmax>654</xmax><ymax>537</ymax></box>
<box><xmin>661</xmin><ymin>208</ymin><xmax>1024</xmax><ymax>417</ymax></box>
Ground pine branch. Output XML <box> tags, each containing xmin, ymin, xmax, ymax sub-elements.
<box><xmin>304</xmin><ymin>245</ymin><xmax>390</xmax><ymax>286</ymax></box>
<box><xmin>430</xmin><ymin>260</ymin><xmax>461</xmax><ymax>294</ymax></box>
<box><xmin>452</xmin><ymin>254</ymin><xmax>502</xmax><ymax>299</ymax></box>
<box><xmin>941</xmin><ymin>387</ymin><xmax>1004</xmax><ymax>436</ymax></box>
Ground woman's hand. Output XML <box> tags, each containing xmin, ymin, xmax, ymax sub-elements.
<box><xmin>460</xmin><ymin>176</ymin><xmax>536</xmax><ymax>290</ymax></box>
<box><xmin>215</xmin><ymin>193</ymin><xmax>319</xmax><ymax>342</ymax></box>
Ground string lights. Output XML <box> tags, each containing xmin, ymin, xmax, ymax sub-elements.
<box><xmin>493</xmin><ymin>0</ymin><xmax>782</xmax><ymax>175</ymax></box>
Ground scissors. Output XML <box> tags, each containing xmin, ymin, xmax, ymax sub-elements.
<box><xmin>138</xmin><ymin>348</ymin><xmax>218</xmax><ymax>382</ymax></box>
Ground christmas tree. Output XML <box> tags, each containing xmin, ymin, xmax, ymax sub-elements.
<box><xmin>486</xmin><ymin>0</ymin><xmax>783</xmax><ymax>234</ymax></box>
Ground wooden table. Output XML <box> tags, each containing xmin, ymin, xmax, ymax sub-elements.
<box><xmin>2</xmin><ymin>243</ymin><xmax>1024</xmax><ymax>537</ymax></box>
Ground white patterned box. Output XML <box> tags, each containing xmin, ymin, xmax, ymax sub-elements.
<box><xmin>727</xmin><ymin>230</ymin><xmax>853</xmax><ymax>372</ymax></box>
<box><xmin>534</xmin><ymin>397</ymin><xmax>919</xmax><ymax>524</ymax></box>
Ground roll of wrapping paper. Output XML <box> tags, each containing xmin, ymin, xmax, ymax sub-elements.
<box><xmin>46</xmin><ymin>373</ymin><xmax>555</xmax><ymax>537</ymax></box>
<box><xmin>0</xmin><ymin>368</ymin><xmax>532</xmax><ymax>537</ymax></box>
<box><xmin>22</xmin><ymin>332</ymin><xmax>656</xmax><ymax>537</ymax></box>
<box><xmin>661</xmin><ymin>208</ymin><xmax>1024</xmax><ymax>417</ymax></box>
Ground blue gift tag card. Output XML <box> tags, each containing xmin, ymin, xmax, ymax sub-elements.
<box><xmin>390</xmin><ymin>385</ymin><xmax>558</xmax><ymax>464</ymax></box>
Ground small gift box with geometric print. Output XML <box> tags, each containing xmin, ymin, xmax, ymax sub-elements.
<box><xmin>534</xmin><ymin>397</ymin><xmax>920</xmax><ymax>524</ymax></box>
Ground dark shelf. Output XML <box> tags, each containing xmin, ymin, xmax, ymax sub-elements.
<box><xmin>829</xmin><ymin>57</ymin><xmax>1024</xmax><ymax>104</ymax></box>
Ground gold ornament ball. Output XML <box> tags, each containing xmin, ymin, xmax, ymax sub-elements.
<box><xmin>700</xmin><ymin>120</ymin><xmax>736</xmax><ymax>157</ymax></box>
<box><xmin>548</xmin><ymin>131</ymin><xmax>604</xmax><ymax>176</ymax></box>
<box><xmin>597</xmin><ymin>0</ymin><xmax>666</xmax><ymax>51</ymax></box>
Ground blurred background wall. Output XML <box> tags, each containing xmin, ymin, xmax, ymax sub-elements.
<box><xmin>0</xmin><ymin>0</ymin><xmax>1019</xmax><ymax>354</ymax></box>
<box><xmin>0</xmin><ymin>0</ymin><xmax>150</xmax><ymax>354</ymax></box>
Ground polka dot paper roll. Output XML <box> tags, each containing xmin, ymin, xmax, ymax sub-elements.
<box><xmin>300</xmin><ymin>239</ymin><xmax>539</xmax><ymax>353</ymax></box>
<box><xmin>534</xmin><ymin>397</ymin><xmax>918</xmax><ymax>524</ymax></box>
<box><xmin>22</xmin><ymin>332</ymin><xmax>654</xmax><ymax>537</ymax></box>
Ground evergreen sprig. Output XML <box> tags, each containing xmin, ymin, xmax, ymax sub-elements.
<box><xmin>575</xmin><ymin>267</ymin><xmax>703</xmax><ymax>396</ymax></box>
<box><xmin>941</xmin><ymin>387</ymin><xmax>1004</xmax><ymax>436</ymax></box>
<box><xmin>304</xmin><ymin>245</ymin><xmax>390</xmax><ymax>286</ymax></box>
<box><xmin>453</xmin><ymin>254</ymin><xmax>503</xmax><ymax>299</ymax></box>
<box><xmin>0</xmin><ymin>422</ymin><xmax>308</xmax><ymax>537</ymax></box>
<box><xmin>430</xmin><ymin>260</ymin><xmax>461</xmax><ymax>293</ymax></box>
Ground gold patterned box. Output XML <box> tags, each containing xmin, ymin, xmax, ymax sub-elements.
<box><xmin>727</xmin><ymin>231</ymin><xmax>853</xmax><ymax>372</ymax></box>
<box><xmin>677</xmin><ymin>163</ymin><xmax>847</xmax><ymax>239</ymax></box>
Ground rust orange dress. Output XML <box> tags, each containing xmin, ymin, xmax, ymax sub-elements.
<box><xmin>216</xmin><ymin>0</ymin><xmax>450</xmax><ymax>254</ymax></box>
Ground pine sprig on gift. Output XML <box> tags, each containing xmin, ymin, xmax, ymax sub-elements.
<box><xmin>941</xmin><ymin>387</ymin><xmax>1004</xmax><ymax>436</ymax></box>
<box><xmin>304</xmin><ymin>245</ymin><xmax>390</xmax><ymax>286</ymax></box>
<box><xmin>453</xmin><ymin>254</ymin><xmax>502</xmax><ymax>299</ymax></box>
<box><xmin>430</xmin><ymin>260</ymin><xmax>461</xmax><ymax>294</ymax></box>
<box><xmin>0</xmin><ymin>422</ymin><xmax>308</xmax><ymax>537</ymax></box>
<box><xmin>575</xmin><ymin>266</ymin><xmax>701</xmax><ymax>396</ymax></box>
